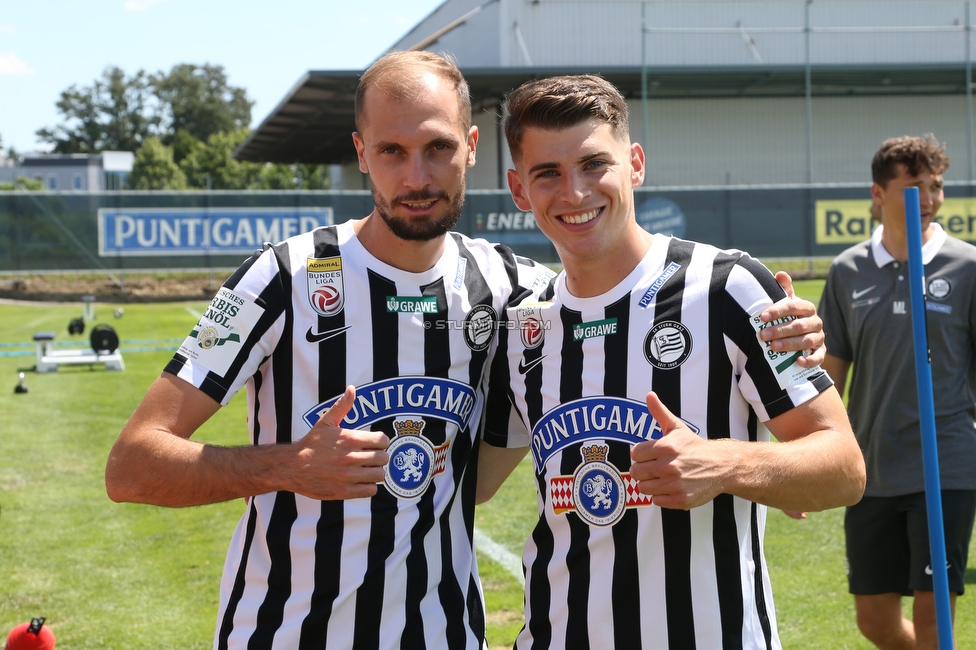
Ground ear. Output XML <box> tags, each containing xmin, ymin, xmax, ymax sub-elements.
<box><xmin>352</xmin><ymin>132</ymin><xmax>368</xmax><ymax>174</ymax></box>
<box><xmin>870</xmin><ymin>182</ymin><xmax>884</xmax><ymax>206</ymax></box>
<box><xmin>466</xmin><ymin>126</ymin><xmax>479</xmax><ymax>167</ymax></box>
<box><xmin>630</xmin><ymin>142</ymin><xmax>646</xmax><ymax>189</ymax></box>
<box><xmin>507</xmin><ymin>168</ymin><xmax>533</xmax><ymax>212</ymax></box>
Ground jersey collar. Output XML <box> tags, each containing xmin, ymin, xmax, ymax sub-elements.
<box><xmin>871</xmin><ymin>223</ymin><xmax>946</xmax><ymax>268</ymax></box>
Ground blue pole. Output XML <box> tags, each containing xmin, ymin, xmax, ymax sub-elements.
<box><xmin>903</xmin><ymin>186</ymin><xmax>954</xmax><ymax>648</ymax></box>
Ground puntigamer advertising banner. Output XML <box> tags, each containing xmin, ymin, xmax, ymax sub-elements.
<box><xmin>97</xmin><ymin>207</ymin><xmax>333</xmax><ymax>256</ymax></box>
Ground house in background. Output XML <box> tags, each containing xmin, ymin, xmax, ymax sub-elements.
<box><xmin>0</xmin><ymin>151</ymin><xmax>134</xmax><ymax>190</ymax></box>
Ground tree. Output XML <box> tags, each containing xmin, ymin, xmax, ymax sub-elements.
<box><xmin>128</xmin><ymin>137</ymin><xmax>187</xmax><ymax>190</ymax></box>
<box><xmin>152</xmin><ymin>64</ymin><xmax>253</xmax><ymax>145</ymax></box>
<box><xmin>35</xmin><ymin>67</ymin><xmax>159</xmax><ymax>153</ymax></box>
<box><xmin>0</xmin><ymin>176</ymin><xmax>45</xmax><ymax>191</ymax></box>
<box><xmin>180</xmin><ymin>128</ymin><xmax>263</xmax><ymax>190</ymax></box>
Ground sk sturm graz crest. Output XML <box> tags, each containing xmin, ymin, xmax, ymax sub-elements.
<box><xmin>463</xmin><ymin>304</ymin><xmax>497</xmax><ymax>351</ymax></box>
<box><xmin>643</xmin><ymin>321</ymin><xmax>692</xmax><ymax>369</ymax></box>
<box><xmin>384</xmin><ymin>418</ymin><xmax>449</xmax><ymax>499</ymax></box>
<box><xmin>548</xmin><ymin>444</ymin><xmax>653</xmax><ymax>527</ymax></box>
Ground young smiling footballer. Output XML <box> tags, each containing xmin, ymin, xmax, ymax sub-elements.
<box><xmin>478</xmin><ymin>75</ymin><xmax>865</xmax><ymax>650</ymax></box>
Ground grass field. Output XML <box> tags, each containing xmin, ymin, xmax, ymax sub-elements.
<box><xmin>2</xmin><ymin>281</ymin><xmax>975</xmax><ymax>648</ymax></box>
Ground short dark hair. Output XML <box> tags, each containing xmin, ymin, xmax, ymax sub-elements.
<box><xmin>503</xmin><ymin>75</ymin><xmax>630</xmax><ymax>163</ymax></box>
<box><xmin>355</xmin><ymin>50</ymin><xmax>471</xmax><ymax>132</ymax></box>
<box><xmin>871</xmin><ymin>134</ymin><xmax>949</xmax><ymax>186</ymax></box>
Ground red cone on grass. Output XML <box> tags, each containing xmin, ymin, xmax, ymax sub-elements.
<box><xmin>5</xmin><ymin>617</ymin><xmax>55</xmax><ymax>650</ymax></box>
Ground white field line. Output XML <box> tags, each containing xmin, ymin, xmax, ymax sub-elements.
<box><xmin>185</xmin><ymin>306</ymin><xmax>202</xmax><ymax>319</ymax></box>
<box><xmin>474</xmin><ymin>527</ymin><xmax>524</xmax><ymax>586</ymax></box>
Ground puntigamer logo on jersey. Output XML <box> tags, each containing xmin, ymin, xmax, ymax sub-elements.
<box><xmin>573</xmin><ymin>318</ymin><xmax>617</xmax><ymax>342</ymax></box>
<box><xmin>307</xmin><ymin>256</ymin><xmax>344</xmax><ymax>317</ymax></box>
<box><xmin>387</xmin><ymin>296</ymin><xmax>438</xmax><ymax>313</ymax></box>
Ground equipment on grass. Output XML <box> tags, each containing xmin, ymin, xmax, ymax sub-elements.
<box><xmin>14</xmin><ymin>372</ymin><xmax>28</xmax><ymax>394</ymax></box>
<box><xmin>5</xmin><ymin>617</ymin><xmax>55</xmax><ymax>650</ymax></box>
<box><xmin>90</xmin><ymin>324</ymin><xmax>119</xmax><ymax>354</ymax></box>
<box><xmin>32</xmin><ymin>327</ymin><xmax>125</xmax><ymax>373</ymax></box>
<box><xmin>113</xmin><ymin>308</ymin><xmax>124</xmax><ymax>319</ymax></box>
<box><xmin>67</xmin><ymin>318</ymin><xmax>84</xmax><ymax>336</ymax></box>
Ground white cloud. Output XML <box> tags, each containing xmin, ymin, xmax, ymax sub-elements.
<box><xmin>0</xmin><ymin>24</ymin><xmax>14</xmax><ymax>34</ymax></box>
<box><xmin>123</xmin><ymin>0</ymin><xmax>171</xmax><ymax>11</ymax></box>
<box><xmin>0</xmin><ymin>52</ymin><xmax>34</xmax><ymax>76</ymax></box>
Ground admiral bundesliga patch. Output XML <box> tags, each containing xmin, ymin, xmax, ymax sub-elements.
<box><xmin>749</xmin><ymin>310</ymin><xmax>818</xmax><ymax>390</ymax></box>
<box><xmin>307</xmin><ymin>256</ymin><xmax>344</xmax><ymax>317</ymax></box>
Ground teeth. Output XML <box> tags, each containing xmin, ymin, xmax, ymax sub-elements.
<box><xmin>562</xmin><ymin>209</ymin><xmax>599</xmax><ymax>225</ymax></box>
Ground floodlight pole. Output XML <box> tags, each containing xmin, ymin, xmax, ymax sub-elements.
<box><xmin>903</xmin><ymin>187</ymin><xmax>954</xmax><ymax>649</ymax></box>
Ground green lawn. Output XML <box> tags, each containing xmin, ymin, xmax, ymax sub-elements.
<box><xmin>2</xmin><ymin>287</ymin><xmax>975</xmax><ymax>648</ymax></box>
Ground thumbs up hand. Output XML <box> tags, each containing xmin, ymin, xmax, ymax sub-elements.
<box><xmin>296</xmin><ymin>385</ymin><xmax>390</xmax><ymax>500</ymax></box>
<box><xmin>629</xmin><ymin>391</ymin><xmax>732</xmax><ymax>510</ymax></box>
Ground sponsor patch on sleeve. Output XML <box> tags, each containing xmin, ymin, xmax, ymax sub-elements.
<box><xmin>178</xmin><ymin>288</ymin><xmax>264</xmax><ymax>377</ymax></box>
<box><xmin>749</xmin><ymin>310</ymin><xmax>818</xmax><ymax>390</ymax></box>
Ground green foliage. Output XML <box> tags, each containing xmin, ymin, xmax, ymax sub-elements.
<box><xmin>180</xmin><ymin>129</ymin><xmax>262</xmax><ymax>190</ymax></box>
<box><xmin>151</xmin><ymin>64</ymin><xmax>252</xmax><ymax>145</ymax></box>
<box><xmin>0</xmin><ymin>133</ymin><xmax>21</xmax><ymax>165</ymax></box>
<box><xmin>173</xmin><ymin>129</ymin><xmax>328</xmax><ymax>191</ymax></box>
<box><xmin>35</xmin><ymin>67</ymin><xmax>159</xmax><ymax>154</ymax></box>
<box><xmin>127</xmin><ymin>136</ymin><xmax>187</xmax><ymax>190</ymax></box>
<box><xmin>35</xmin><ymin>64</ymin><xmax>331</xmax><ymax>191</ymax></box>
<box><xmin>0</xmin><ymin>176</ymin><xmax>45</xmax><ymax>191</ymax></box>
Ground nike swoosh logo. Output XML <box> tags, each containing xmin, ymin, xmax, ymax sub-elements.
<box><xmin>517</xmin><ymin>355</ymin><xmax>547</xmax><ymax>375</ymax></box>
<box><xmin>924</xmin><ymin>562</ymin><xmax>952</xmax><ymax>575</ymax></box>
<box><xmin>306</xmin><ymin>325</ymin><xmax>351</xmax><ymax>343</ymax></box>
<box><xmin>852</xmin><ymin>286</ymin><xmax>877</xmax><ymax>299</ymax></box>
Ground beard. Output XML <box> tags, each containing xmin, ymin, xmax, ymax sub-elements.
<box><xmin>371</xmin><ymin>184</ymin><xmax>465</xmax><ymax>242</ymax></box>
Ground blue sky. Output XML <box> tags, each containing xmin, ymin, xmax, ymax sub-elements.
<box><xmin>0</xmin><ymin>0</ymin><xmax>445</xmax><ymax>153</ymax></box>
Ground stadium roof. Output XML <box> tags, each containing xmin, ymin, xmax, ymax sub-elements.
<box><xmin>234</xmin><ymin>64</ymin><xmax>970</xmax><ymax>165</ymax></box>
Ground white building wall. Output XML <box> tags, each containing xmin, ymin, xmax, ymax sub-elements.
<box><xmin>504</xmin><ymin>0</ymin><xmax>970</xmax><ymax>68</ymax></box>
<box><xmin>639</xmin><ymin>94</ymin><xmax>973</xmax><ymax>187</ymax></box>
<box><xmin>468</xmin><ymin>107</ymin><xmax>504</xmax><ymax>189</ymax></box>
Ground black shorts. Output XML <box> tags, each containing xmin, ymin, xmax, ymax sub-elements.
<box><xmin>846</xmin><ymin>490</ymin><xmax>976</xmax><ymax>596</ymax></box>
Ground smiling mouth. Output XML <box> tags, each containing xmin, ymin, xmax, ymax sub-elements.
<box><xmin>400</xmin><ymin>199</ymin><xmax>438</xmax><ymax>210</ymax></box>
<box><xmin>560</xmin><ymin>208</ymin><xmax>600</xmax><ymax>225</ymax></box>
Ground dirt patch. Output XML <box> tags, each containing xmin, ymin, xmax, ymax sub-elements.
<box><xmin>0</xmin><ymin>273</ymin><xmax>226</xmax><ymax>303</ymax></box>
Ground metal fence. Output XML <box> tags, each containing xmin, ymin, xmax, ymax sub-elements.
<box><xmin>3</xmin><ymin>184</ymin><xmax>976</xmax><ymax>274</ymax></box>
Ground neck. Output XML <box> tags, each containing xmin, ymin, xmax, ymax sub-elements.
<box><xmin>354</xmin><ymin>213</ymin><xmax>446</xmax><ymax>273</ymax></box>
<box><xmin>880</xmin><ymin>223</ymin><xmax>934</xmax><ymax>263</ymax></box>
<box><xmin>562</xmin><ymin>227</ymin><xmax>654</xmax><ymax>298</ymax></box>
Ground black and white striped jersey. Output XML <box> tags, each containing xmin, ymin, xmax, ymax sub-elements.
<box><xmin>165</xmin><ymin>219</ymin><xmax>555</xmax><ymax>650</ymax></box>
<box><xmin>484</xmin><ymin>234</ymin><xmax>832</xmax><ymax>650</ymax></box>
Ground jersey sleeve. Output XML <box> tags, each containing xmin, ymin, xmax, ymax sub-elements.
<box><xmin>724</xmin><ymin>254</ymin><xmax>833</xmax><ymax>422</ymax></box>
<box><xmin>481</xmin><ymin>303</ymin><xmax>533</xmax><ymax>450</ymax></box>
<box><xmin>476</xmin><ymin>248</ymin><xmax>552</xmax><ymax>449</ymax></box>
<box><xmin>164</xmin><ymin>243</ymin><xmax>289</xmax><ymax>405</ymax></box>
